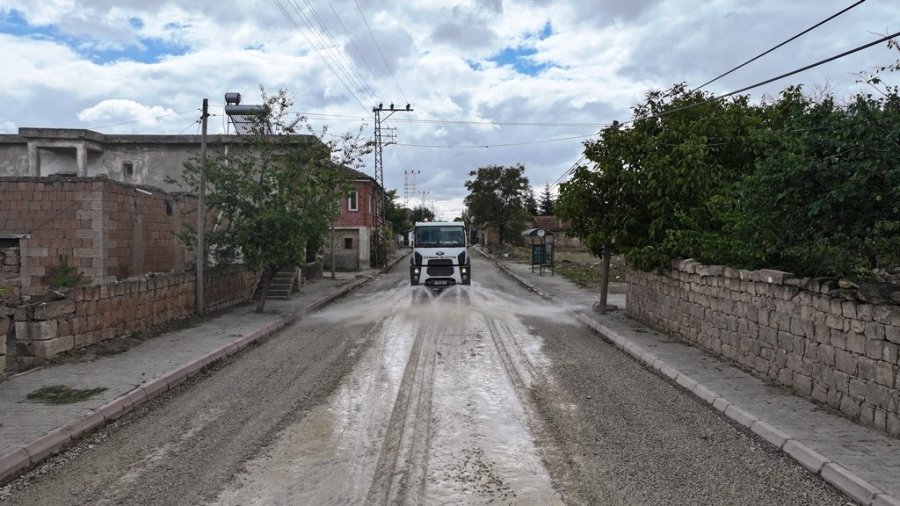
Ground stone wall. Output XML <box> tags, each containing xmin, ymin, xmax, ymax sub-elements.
<box><xmin>0</xmin><ymin>245</ymin><xmax>20</xmax><ymax>374</ymax></box>
<box><xmin>627</xmin><ymin>260</ymin><xmax>900</xmax><ymax>437</ymax></box>
<box><xmin>12</xmin><ymin>265</ymin><xmax>258</xmax><ymax>369</ymax></box>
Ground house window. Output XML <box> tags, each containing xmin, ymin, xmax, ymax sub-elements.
<box><xmin>122</xmin><ymin>162</ymin><xmax>134</xmax><ymax>177</ymax></box>
<box><xmin>369</xmin><ymin>195</ymin><xmax>373</xmax><ymax>214</ymax></box>
<box><xmin>348</xmin><ymin>191</ymin><xmax>358</xmax><ymax>211</ymax></box>
<box><xmin>344</xmin><ymin>237</ymin><xmax>353</xmax><ymax>249</ymax></box>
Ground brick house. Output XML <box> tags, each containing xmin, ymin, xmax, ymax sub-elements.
<box><xmin>1</xmin><ymin>128</ymin><xmax>386</xmax><ymax>278</ymax></box>
<box><xmin>326</xmin><ymin>166</ymin><xmax>385</xmax><ymax>270</ymax></box>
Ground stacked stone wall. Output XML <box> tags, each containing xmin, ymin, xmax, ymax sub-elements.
<box><xmin>0</xmin><ymin>246</ymin><xmax>20</xmax><ymax>374</ymax></box>
<box><xmin>627</xmin><ymin>261</ymin><xmax>900</xmax><ymax>437</ymax></box>
<box><xmin>13</xmin><ymin>265</ymin><xmax>258</xmax><ymax>369</ymax></box>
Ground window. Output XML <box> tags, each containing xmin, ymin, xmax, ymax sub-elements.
<box><xmin>348</xmin><ymin>191</ymin><xmax>358</xmax><ymax>211</ymax></box>
<box><xmin>122</xmin><ymin>162</ymin><xmax>134</xmax><ymax>177</ymax></box>
<box><xmin>369</xmin><ymin>195</ymin><xmax>373</xmax><ymax>214</ymax></box>
<box><xmin>344</xmin><ymin>237</ymin><xmax>353</xmax><ymax>249</ymax></box>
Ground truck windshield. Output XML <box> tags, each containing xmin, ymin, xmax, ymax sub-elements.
<box><xmin>415</xmin><ymin>226</ymin><xmax>466</xmax><ymax>248</ymax></box>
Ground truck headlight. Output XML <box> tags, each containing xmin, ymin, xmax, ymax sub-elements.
<box><xmin>461</xmin><ymin>267</ymin><xmax>468</xmax><ymax>274</ymax></box>
<box><xmin>413</xmin><ymin>267</ymin><xmax>420</xmax><ymax>275</ymax></box>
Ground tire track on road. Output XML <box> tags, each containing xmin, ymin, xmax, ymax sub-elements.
<box><xmin>365</xmin><ymin>318</ymin><xmax>439</xmax><ymax>505</ymax></box>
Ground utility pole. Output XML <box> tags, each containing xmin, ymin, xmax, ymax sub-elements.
<box><xmin>373</xmin><ymin>102</ymin><xmax>412</xmax><ymax>266</ymax></box>
<box><xmin>196</xmin><ymin>98</ymin><xmax>209</xmax><ymax>314</ymax></box>
<box><xmin>403</xmin><ymin>170</ymin><xmax>420</xmax><ymax>209</ymax></box>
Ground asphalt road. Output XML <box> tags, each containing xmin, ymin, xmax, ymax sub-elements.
<box><xmin>0</xmin><ymin>256</ymin><xmax>850</xmax><ymax>505</ymax></box>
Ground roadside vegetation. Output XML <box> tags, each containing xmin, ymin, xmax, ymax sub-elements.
<box><xmin>491</xmin><ymin>245</ymin><xmax>626</xmax><ymax>291</ymax></box>
<box><xmin>557</xmin><ymin>41</ymin><xmax>900</xmax><ymax>280</ymax></box>
<box><xmin>171</xmin><ymin>88</ymin><xmax>369</xmax><ymax>312</ymax></box>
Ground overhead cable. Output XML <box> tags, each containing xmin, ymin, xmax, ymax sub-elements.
<box><xmin>353</xmin><ymin>0</ymin><xmax>408</xmax><ymax>103</ymax></box>
<box><xmin>553</xmin><ymin>29</ymin><xmax>900</xmax><ymax>187</ymax></box>
<box><xmin>694</xmin><ymin>0</ymin><xmax>868</xmax><ymax>91</ymax></box>
<box><xmin>271</xmin><ymin>0</ymin><xmax>371</xmax><ymax>112</ymax></box>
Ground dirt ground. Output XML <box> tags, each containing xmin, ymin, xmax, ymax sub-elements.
<box><xmin>489</xmin><ymin>244</ymin><xmax>627</xmax><ymax>291</ymax></box>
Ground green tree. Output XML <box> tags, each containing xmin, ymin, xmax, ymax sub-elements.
<box><xmin>410</xmin><ymin>205</ymin><xmax>435</xmax><ymax>223</ymax></box>
<box><xmin>384</xmin><ymin>189</ymin><xmax>411</xmax><ymax>243</ymax></box>
<box><xmin>464</xmin><ymin>164</ymin><xmax>532</xmax><ymax>245</ymax></box>
<box><xmin>559</xmin><ymin>39</ymin><xmax>900</xmax><ymax>278</ymax></box>
<box><xmin>176</xmin><ymin>88</ymin><xmax>364</xmax><ymax>312</ymax></box>
<box><xmin>538</xmin><ymin>183</ymin><xmax>555</xmax><ymax>215</ymax></box>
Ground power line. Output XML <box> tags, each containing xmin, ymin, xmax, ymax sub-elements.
<box><xmin>694</xmin><ymin>0</ymin><xmax>868</xmax><ymax>91</ymax></box>
<box><xmin>396</xmin><ymin>133</ymin><xmax>596</xmax><ymax>149</ymax></box>
<box><xmin>271</xmin><ymin>0</ymin><xmax>372</xmax><ymax>111</ymax></box>
<box><xmin>353</xmin><ymin>0</ymin><xmax>408</xmax><ymax>103</ymax></box>
<box><xmin>285</xmin><ymin>110</ymin><xmax>610</xmax><ymax>128</ymax></box>
<box><xmin>84</xmin><ymin>109</ymin><xmax>196</xmax><ymax>130</ymax></box>
<box><xmin>292</xmin><ymin>0</ymin><xmax>380</xmax><ymax>102</ymax></box>
<box><xmin>324</xmin><ymin>0</ymin><xmax>392</xmax><ymax>101</ymax></box>
<box><xmin>552</xmin><ymin>29</ymin><xmax>900</xmax><ymax>187</ymax></box>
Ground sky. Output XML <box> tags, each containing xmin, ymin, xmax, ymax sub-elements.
<box><xmin>0</xmin><ymin>0</ymin><xmax>897</xmax><ymax>220</ymax></box>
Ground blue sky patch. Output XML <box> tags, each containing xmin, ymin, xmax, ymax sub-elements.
<box><xmin>536</xmin><ymin>21</ymin><xmax>552</xmax><ymax>40</ymax></box>
<box><xmin>486</xmin><ymin>21</ymin><xmax>554</xmax><ymax>76</ymax></box>
<box><xmin>488</xmin><ymin>46</ymin><xmax>551</xmax><ymax>75</ymax></box>
<box><xmin>0</xmin><ymin>9</ymin><xmax>189</xmax><ymax>64</ymax></box>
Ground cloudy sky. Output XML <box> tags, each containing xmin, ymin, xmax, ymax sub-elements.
<box><xmin>1</xmin><ymin>0</ymin><xmax>897</xmax><ymax>219</ymax></box>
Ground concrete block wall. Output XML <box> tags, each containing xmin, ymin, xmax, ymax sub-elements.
<box><xmin>627</xmin><ymin>260</ymin><xmax>900</xmax><ymax>437</ymax></box>
<box><xmin>0</xmin><ymin>177</ymin><xmax>194</xmax><ymax>296</ymax></box>
<box><xmin>12</xmin><ymin>265</ymin><xmax>258</xmax><ymax>369</ymax></box>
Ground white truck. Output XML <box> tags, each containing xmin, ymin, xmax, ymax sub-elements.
<box><xmin>409</xmin><ymin>221</ymin><xmax>471</xmax><ymax>288</ymax></box>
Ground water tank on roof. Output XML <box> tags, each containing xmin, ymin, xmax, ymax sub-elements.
<box><xmin>225</xmin><ymin>92</ymin><xmax>242</xmax><ymax>105</ymax></box>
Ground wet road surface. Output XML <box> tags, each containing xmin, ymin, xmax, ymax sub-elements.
<box><xmin>0</xmin><ymin>255</ymin><xmax>850</xmax><ymax>505</ymax></box>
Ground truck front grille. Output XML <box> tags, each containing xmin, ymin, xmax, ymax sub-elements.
<box><xmin>426</xmin><ymin>259</ymin><xmax>453</xmax><ymax>276</ymax></box>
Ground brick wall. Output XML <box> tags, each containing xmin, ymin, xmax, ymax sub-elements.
<box><xmin>12</xmin><ymin>265</ymin><xmax>258</xmax><ymax>369</ymax></box>
<box><xmin>337</xmin><ymin>181</ymin><xmax>376</xmax><ymax>228</ymax></box>
<box><xmin>0</xmin><ymin>177</ymin><xmax>195</xmax><ymax>296</ymax></box>
<box><xmin>627</xmin><ymin>260</ymin><xmax>900</xmax><ymax>437</ymax></box>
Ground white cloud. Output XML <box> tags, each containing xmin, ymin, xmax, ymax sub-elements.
<box><xmin>0</xmin><ymin>0</ymin><xmax>898</xmax><ymax>215</ymax></box>
<box><xmin>77</xmin><ymin>99</ymin><xmax>177</xmax><ymax>127</ymax></box>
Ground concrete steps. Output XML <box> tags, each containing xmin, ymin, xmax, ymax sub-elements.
<box><xmin>254</xmin><ymin>268</ymin><xmax>300</xmax><ymax>300</ymax></box>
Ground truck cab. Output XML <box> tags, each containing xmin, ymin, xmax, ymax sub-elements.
<box><xmin>409</xmin><ymin>221</ymin><xmax>471</xmax><ymax>288</ymax></box>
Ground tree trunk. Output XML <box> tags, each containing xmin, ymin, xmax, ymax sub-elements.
<box><xmin>599</xmin><ymin>243</ymin><xmax>611</xmax><ymax>314</ymax></box>
<box><xmin>255</xmin><ymin>266</ymin><xmax>277</xmax><ymax>313</ymax></box>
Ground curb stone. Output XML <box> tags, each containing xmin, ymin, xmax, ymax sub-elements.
<box><xmin>0</xmin><ymin>252</ymin><xmax>409</xmax><ymax>485</ymax></box>
<box><xmin>477</xmin><ymin>246</ymin><xmax>897</xmax><ymax>506</ymax></box>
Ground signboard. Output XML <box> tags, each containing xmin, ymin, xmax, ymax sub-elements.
<box><xmin>532</xmin><ymin>244</ymin><xmax>545</xmax><ymax>265</ymax></box>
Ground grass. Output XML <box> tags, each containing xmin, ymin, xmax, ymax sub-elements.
<box><xmin>492</xmin><ymin>244</ymin><xmax>627</xmax><ymax>290</ymax></box>
<box><xmin>26</xmin><ymin>385</ymin><xmax>107</xmax><ymax>405</ymax></box>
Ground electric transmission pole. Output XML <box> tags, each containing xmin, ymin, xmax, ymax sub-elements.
<box><xmin>372</xmin><ymin>102</ymin><xmax>413</xmax><ymax>266</ymax></box>
<box><xmin>403</xmin><ymin>170</ymin><xmax>421</xmax><ymax>209</ymax></box>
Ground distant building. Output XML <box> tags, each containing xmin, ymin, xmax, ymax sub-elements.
<box><xmin>0</xmin><ymin>127</ymin><xmax>385</xmax><ymax>276</ymax></box>
<box><xmin>0</xmin><ymin>127</ymin><xmax>266</xmax><ymax>191</ymax></box>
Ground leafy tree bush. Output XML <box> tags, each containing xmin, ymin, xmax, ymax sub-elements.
<box><xmin>464</xmin><ymin>164</ymin><xmax>532</xmax><ymax>245</ymax></box>
<box><xmin>559</xmin><ymin>42</ymin><xmax>900</xmax><ymax>279</ymax></box>
<box><xmin>174</xmin><ymin>88</ymin><xmax>365</xmax><ymax>312</ymax></box>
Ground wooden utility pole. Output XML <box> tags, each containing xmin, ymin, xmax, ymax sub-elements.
<box><xmin>196</xmin><ymin>98</ymin><xmax>209</xmax><ymax>314</ymax></box>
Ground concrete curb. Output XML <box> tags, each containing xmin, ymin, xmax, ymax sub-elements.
<box><xmin>478</xmin><ymin>247</ymin><xmax>897</xmax><ymax>506</ymax></box>
<box><xmin>0</xmin><ymin>252</ymin><xmax>410</xmax><ymax>486</ymax></box>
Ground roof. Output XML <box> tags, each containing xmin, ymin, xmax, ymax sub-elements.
<box><xmin>531</xmin><ymin>215</ymin><xmax>570</xmax><ymax>231</ymax></box>
<box><xmin>340</xmin><ymin>166</ymin><xmax>381</xmax><ymax>190</ymax></box>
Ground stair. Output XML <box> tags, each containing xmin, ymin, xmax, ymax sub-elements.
<box><xmin>254</xmin><ymin>267</ymin><xmax>300</xmax><ymax>300</ymax></box>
